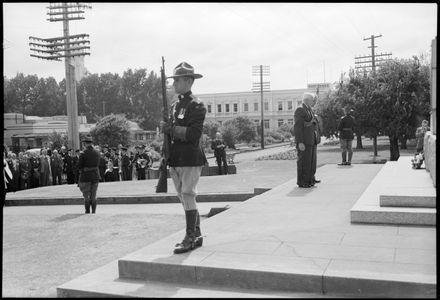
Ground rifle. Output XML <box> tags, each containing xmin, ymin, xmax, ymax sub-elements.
<box><xmin>156</xmin><ymin>56</ymin><xmax>170</xmax><ymax>193</ymax></box>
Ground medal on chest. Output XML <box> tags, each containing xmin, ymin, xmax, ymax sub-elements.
<box><xmin>178</xmin><ymin>107</ymin><xmax>186</xmax><ymax>119</ymax></box>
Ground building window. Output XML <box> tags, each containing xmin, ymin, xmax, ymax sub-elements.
<box><xmin>297</xmin><ymin>100</ymin><xmax>302</xmax><ymax>106</ymax></box>
<box><xmin>244</xmin><ymin>103</ymin><xmax>249</xmax><ymax>112</ymax></box>
<box><xmin>218</xmin><ymin>120</ymin><xmax>223</xmax><ymax>126</ymax></box>
<box><xmin>278</xmin><ymin>119</ymin><xmax>284</xmax><ymax>127</ymax></box>
<box><xmin>233</xmin><ymin>103</ymin><xmax>238</xmax><ymax>112</ymax></box>
<box><xmin>278</xmin><ymin>102</ymin><xmax>283</xmax><ymax>111</ymax></box>
<box><xmin>207</xmin><ymin>104</ymin><xmax>212</xmax><ymax>113</ymax></box>
<box><xmin>287</xmin><ymin>101</ymin><xmax>293</xmax><ymax>110</ymax></box>
<box><xmin>264</xmin><ymin>102</ymin><xmax>269</xmax><ymax>111</ymax></box>
<box><xmin>225</xmin><ymin>104</ymin><xmax>230</xmax><ymax>113</ymax></box>
<box><xmin>217</xmin><ymin>104</ymin><xmax>222</xmax><ymax>113</ymax></box>
<box><xmin>264</xmin><ymin>119</ymin><xmax>270</xmax><ymax>129</ymax></box>
<box><xmin>254</xmin><ymin>102</ymin><xmax>259</xmax><ymax>111</ymax></box>
<box><xmin>139</xmin><ymin>134</ymin><xmax>144</xmax><ymax>140</ymax></box>
<box><xmin>287</xmin><ymin>119</ymin><xmax>293</xmax><ymax>125</ymax></box>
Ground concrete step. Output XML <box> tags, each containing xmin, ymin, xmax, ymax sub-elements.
<box><xmin>351</xmin><ymin>206</ymin><xmax>436</xmax><ymax>225</ymax></box>
<box><xmin>57</xmin><ymin>260</ymin><xmax>330</xmax><ymax>298</ymax></box>
<box><xmin>380</xmin><ymin>194</ymin><xmax>436</xmax><ymax>208</ymax></box>
<box><xmin>57</xmin><ymin>164</ymin><xmax>436</xmax><ymax>298</ymax></box>
<box><xmin>4</xmin><ymin>191</ymin><xmax>255</xmax><ymax>206</ymax></box>
<box><xmin>351</xmin><ymin>157</ymin><xmax>436</xmax><ymax>226</ymax></box>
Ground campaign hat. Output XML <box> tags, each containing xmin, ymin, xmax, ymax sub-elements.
<box><xmin>167</xmin><ymin>62</ymin><xmax>203</xmax><ymax>79</ymax></box>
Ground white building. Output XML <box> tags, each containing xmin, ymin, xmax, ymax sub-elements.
<box><xmin>199</xmin><ymin>83</ymin><xmax>331</xmax><ymax>130</ymax></box>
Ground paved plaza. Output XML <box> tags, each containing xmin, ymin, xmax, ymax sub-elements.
<box><xmin>2</xmin><ymin>138</ymin><xmax>436</xmax><ymax>297</ymax></box>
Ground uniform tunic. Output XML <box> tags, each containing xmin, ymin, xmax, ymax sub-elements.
<box><xmin>338</xmin><ymin>114</ymin><xmax>355</xmax><ymax>140</ymax></box>
<box><xmin>169</xmin><ymin>92</ymin><xmax>207</xmax><ymax>167</ymax></box>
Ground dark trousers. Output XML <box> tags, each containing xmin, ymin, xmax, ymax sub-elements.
<box><xmin>66</xmin><ymin>171</ymin><xmax>75</xmax><ymax>184</ymax></box>
<box><xmin>296</xmin><ymin>144</ymin><xmax>314</xmax><ymax>186</ymax></box>
<box><xmin>121</xmin><ymin>167</ymin><xmax>131</xmax><ymax>181</ymax></box>
<box><xmin>79</xmin><ymin>181</ymin><xmax>99</xmax><ymax>212</ymax></box>
<box><xmin>113</xmin><ymin>168</ymin><xmax>120</xmax><ymax>181</ymax></box>
<box><xmin>137</xmin><ymin>168</ymin><xmax>146</xmax><ymax>180</ymax></box>
<box><xmin>312</xmin><ymin>144</ymin><xmax>317</xmax><ymax>180</ymax></box>
<box><xmin>215</xmin><ymin>154</ymin><xmax>228</xmax><ymax>175</ymax></box>
<box><xmin>52</xmin><ymin>172</ymin><xmax>62</xmax><ymax>185</ymax></box>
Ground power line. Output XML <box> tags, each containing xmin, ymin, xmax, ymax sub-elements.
<box><xmin>354</xmin><ymin>34</ymin><xmax>392</xmax><ymax>74</ymax></box>
<box><xmin>29</xmin><ymin>2</ymin><xmax>92</xmax><ymax>151</ymax></box>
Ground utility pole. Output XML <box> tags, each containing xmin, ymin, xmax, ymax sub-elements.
<box><xmin>354</xmin><ymin>34</ymin><xmax>392</xmax><ymax>156</ymax></box>
<box><xmin>29</xmin><ymin>2</ymin><xmax>91</xmax><ymax>151</ymax></box>
<box><xmin>252</xmin><ymin>65</ymin><xmax>270</xmax><ymax>149</ymax></box>
<box><xmin>355</xmin><ymin>34</ymin><xmax>392</xmax><ymax>74</ymax></box>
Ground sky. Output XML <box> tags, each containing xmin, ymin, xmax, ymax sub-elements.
<box><xmin>3</xmin><ymin>2</ymin><xmax>438</xmax><ymax>94</ymax></box>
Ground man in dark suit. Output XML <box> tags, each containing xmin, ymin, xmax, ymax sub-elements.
<box><xmin>293</xmin><ymin>93</ymin><xmax>320</xmax><ymax>188</ymax></box>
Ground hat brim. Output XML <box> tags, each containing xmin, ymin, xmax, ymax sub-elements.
<box><xmin>167</xmin><ymin>73</ymin><xmax>203</xmax><ymax>79</ymax></box>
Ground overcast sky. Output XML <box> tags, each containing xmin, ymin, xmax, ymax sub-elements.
<box><xmin>3</xmin><ymin>2</ymin><xmax>437</xmax><ymax>94</ymax></box>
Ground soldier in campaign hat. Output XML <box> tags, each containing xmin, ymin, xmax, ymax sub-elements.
<box><xmin>77</xmin><ymin>135</ymin><xmax>101</xmax><ymax>213</ymax></box>
<box><xmin>162</xmin><ymin>61</ymin><xmax>206</xmax><ymax>254</ymax></box>
<box><xmin>337</xmin><ymin>107</ymin><xmax>356</xmax><ymax>166</ymax></box>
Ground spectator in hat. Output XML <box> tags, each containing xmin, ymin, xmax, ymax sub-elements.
<box><xmin>120</xmin><ymin>146</ymin><xmax>131</xmax><ymax>181</ymax></box>
<box><xmin>110</xmin><ymin>148</ymin><xmax>120</xmax><ymax>181</ymax></box>
<box><xmin>64</xmin><ymin>148</ymin><xmax>75</xmax><ymax>184</ymax></box>
<box><xmin>211</xmin><ymin>131</ymin><xmax>228</xmax><ymax>175</ymax></box>
<box><xmin>39</xmin><ymin>149</ymin><xmax>51</xmax><ymax>187</ymax></box>
<box><xmin>77</xmin><ymin>135</ymin><xmax>101</xmax><ymax>214</ymax></box>
<box><xmin>161</xmin><ymin>61</ymin><xmax>206</xmax><ymax>254</ymax></box>
<box><xmin>337</xmin><ymin>107</ymin><xmax>356</xmax><ymax>166</ymax></box>
<box><xmin>50</xmin><ymin>149</ymin><xmax>63</xmax><ymax>185</ymax></box>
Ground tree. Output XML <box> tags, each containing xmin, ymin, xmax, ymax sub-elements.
<box><xmin>203</xmin><ymin>120</ymin><xmax>221</xmax><ymax>139</ymax></box>
<box><xmin>233</xmin><ymin>116</ymin><xmax>257</xmax><ymax>143</ymax></box>
<box><xmin>33</xmin><ymin>77</ymin><xmax>65</xmax><ymax>116</ymax></box>
<box><xmin>120</xmin><ymin>68</ymin><xmax>162</xmax><ymax>130</ymax></box>
<box><xmin>4</xmin><ymin>73</ymin><xmax>39</xmax><ymax>117</ymax></box>
<box><xmin>375</xmin><ymin>57</ymin><xmax>431</xmax><ymax>161</ymax></box>
<box><xmin>48</xmin><ymin>131</ymin><xmax>68</xmax><ymax>149</ymax></box>
<box><xmin>221</xmin><ymin>119</ymin><xmax>238</xmax><ymax>149</ymax></box>
<box><xmin>89</xmin><ymin>113</ymin><xmax>130</xmax><ymax>147</ymax></box>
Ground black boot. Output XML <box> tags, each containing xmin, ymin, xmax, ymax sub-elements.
<box><xmin>195</xmin><ymin>210</ymin><xmax>203</xmax><ymax>248</ymax></box>
<box><xmin>91</xmin><ymin>202</ymin><xmax>97</xmax><ymax>214</ymax></box>
<box><xmin>84</xmin><ymin>201</ymin><xmax>90</xmax><ymax>214</ymax></box>
<box><xmin>174</xmin><ymin>210</ymin><xmax>198</xmax><ymax>254</ymax></box>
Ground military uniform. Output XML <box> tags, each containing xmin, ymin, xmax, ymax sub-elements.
<box><xmin>337</xmin><ymin>112</ymin><xmax>356</xmax><ymax>165</ymax></box>
<box><xmin>163</xmin><ymin>62</ymin><xmax>206</xmax><ymax>254</ymax></box>
<box><xmin>78</xmin><ymin>137</ymin><xmax>101</xmax><ymax>213</ymax></box>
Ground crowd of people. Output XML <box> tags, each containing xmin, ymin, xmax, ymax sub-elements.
<box><xmin>3</xmin><ymin>143</ymin><xmax>155</xmax><ymax>194</ymax></box>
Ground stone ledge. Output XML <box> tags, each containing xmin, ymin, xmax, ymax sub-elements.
<box><xmin>351</xmin><ymin>208</ymin><xmax>436</xmax><ymax>226</ymax></box>
<box><xmin>380</xmin><ymin>194</ymin><xmax>436</xmax><ymax>208</ymax></box>
<box><xmin>351</xmin><ymin>156</ymin><xmax>437</xmax><ymax>226</ymax></box>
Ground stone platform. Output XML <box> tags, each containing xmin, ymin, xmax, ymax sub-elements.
<box><xmin>351</xmin><ymin>156</ymin><xmax>437</xmax><ymax>226</ymax></box>
<box><xmin>57</xmin><ymin>163</ymin><xmax>436</xmax><ymax>298</ymax></box>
